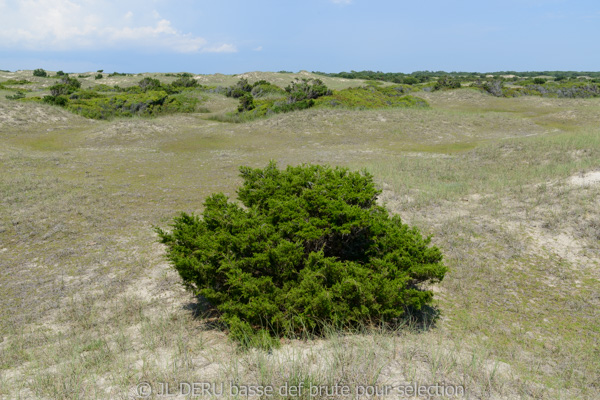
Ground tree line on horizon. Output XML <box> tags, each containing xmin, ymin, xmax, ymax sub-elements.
<box><xmin>313</xmin><ymin>70</ymin><xmax>600</xmax><ymax>84</ymax></box>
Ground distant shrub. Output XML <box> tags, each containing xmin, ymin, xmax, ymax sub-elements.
<box><xmin>171</xmin><ymin>76</ymin><xmax>198</xmax><ymax>88</ymax></box>
<box><xmin>314</xmin><ymin>85</ymin><xmax>427</xmax><ymax>109</ymax></box>
<box><xmin>91</xmin><ymin>84</ymin><xmax>118</xmax><ymax>92</ymax></box>
<box><xmin>157</xmin><ymin>162</ymin><xmax>447</xmax><ymax>346</ymax></box>
<box><xmin>65</xmin><ymin>90</ymin><xmax>198</xmax><ymax>119</ymax></box>
<box><xmin>97</xmin><ymin>69</ymin><xmax>104</xmax><ymax>73</ymax></box>
<box><xmin>69</xmin><ymin>89</ymin><xmax>103</xmax><ymax>100</ymax></box>
<box><xmin>138</xmin><ymin>77</ymin><xmax>162</xmax><ymax>92</ymax></box>
<box><xmin>5</xmin><ymin>91</ymin><xmax>26</xmax><ymax>100</ymax></box>
<box><xmin>43</xmin><ymin>95</ymin><xmax>68</xmax><ymax>106</ymax></box>
<box><xmin>402</xmin><ymin>76</ymin><xmax>419</xmax><ymax>85</ymax></box>
<box><xmin>476</xmin><ymin>78</ymin><xmax>600</xmax><ymax>99</ymax></box>
<box><xmin>1</xmin><ymin>79</ymin><xmax>31</xmax><ymax>86</ymax></box>
<box><xmin>95</xmin><ymin>74</ymin><xmax>103</xmax><ymax>80</ymax></box>
<box><xmin>285</xmin><ymin>78</ymin><xmax>331</xmax><ymax>102</ymax></box>
<box><xmin>237</xmin><ymin>93</ymin><xmax>255</xmax><ymax>112</ymax></box>
<box><xmin>481</xmin><ymin>80</ymin><xmax>504</xmax><ymax>97</ymax></box>
<box><xmin>49</xmin><ymin>76</ymin><xmax>81</xmax><ymax>97</ymax></box>
<box><xmin>434</xmin><ymin>76</ymin><xmax>461</xmax><ymax>91</ymax></box>
<box><xmin>533</xmin><ymin>78</ymin><xmax>547</xmax><ymax>84</ymax></box>
<box><xmin>33</xmin><ymin>68</ymin><xmax>47</xmax><ymax>77</ymax></box>
<box><xmin>250</xmin><ymin>80</ymin><xmax>285</xmax><ymax>97</ymax></box>
<box><xmin>56</xmin><ymin>70</ymin><xmax>65</xmax><ymax>76</ymax></box>
<box><xmin>226</xmin><ymin>78</ymin><xmax>253</xmax><ymax>98</ymax></box>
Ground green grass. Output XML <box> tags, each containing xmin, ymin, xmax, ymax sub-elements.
<box><xmin>0</xmin><ymin>71</ymin><xmax>599</xmax><ymax>399</ymax></box>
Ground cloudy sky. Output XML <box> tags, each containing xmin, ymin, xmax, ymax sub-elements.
<box><xmin>0</xmin><ymin>0</ymin><xmax>598</xmax><ymax>73</ymax></box>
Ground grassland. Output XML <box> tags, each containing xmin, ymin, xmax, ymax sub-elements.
<box><xmin>0</xmin><ymin>70</ymin><xmax>599</xmax><ymax>399</ymax></box>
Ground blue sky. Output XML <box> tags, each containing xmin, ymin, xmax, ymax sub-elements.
<box><xmin>0</xmin><ymin>0</ymin><xmax>599</xmax><ymax>74</ymax></box>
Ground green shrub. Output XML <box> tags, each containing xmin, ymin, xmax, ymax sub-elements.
<box><xmin>138</xmin><ymin>77</ymin><xmax>162</xmax><ymax>91</ymax></box>
<box><xmin>5</xmin><ymin>91</ymin><xmax>26</xmax><ymax>100</ymax></box>
<box><xmin>285</xmin><ymin>78</ymin><xmax>331</xmax><ymax>101</ymax></box>
<box><xmin>33</xmin><ymin>68</ymin><xmax>47</xmax><ymax>77</ymax></box>
<box><xmin>91</xmin><ymin>84</ymin><xmax>118</xmax><ymax>92</ymax></box>
<box><xmin>226</xmin><ymin>78</ymin><xmax>253</xmax><ymax>98</ymax></box>
<box><xmin>533</xmin><ymin>78</ymin><xmax>547</xmax><ymax>84</ymax></box>
<box><xmin>69</xmin><ymin>89</ymin><xmax>103</xmax><ymax>100</ymax></box>
<box><xmin>237</xmin><ymin>93</ymin><xmax>255</xmax><ymax>112</ymax></box>
<box><xmin>43</xmin><ymin>95</ymin><xmax>68</xmax><ymax>106</ymax></box>
<box><xmin>64</xmin><ymin>90</ymin><xmax>198</xmax><ymax>119</ymax></box>
<box><xmin>314</xmin><ymin>85</ymin><xmax>427</xmax><ymax>109</ymax></box>
<box><xmin>157</xmin><ymin>162</ymin><xmax>447</xmax><ymax>345</ymax></box>
<box><xmin>250</xmin><ymin>81</ymin><xmax>286</xmax><ymax>97</ymax></box>
<box><xmin>95</xmin><ymin>74</ymin><xmax>103</xmax><ymax>80</ymax></box>
<box><xmin>402</xmin><ymin>76</ymin><xmax>419</xmax><ymax>85</ymax></box>
<box><xmin>434</xmin><ymin>76</ymin><xmax>461</xmax><ymax>90</ymax></box>
<box><xmin>56</xmin><ymin>70</ymin><xmax>65</xmax><ymax>76</ymax></box>
<box><xmin>48</xmin><ymin>76</ymin><xmax>81</xmax><ymax>97</ymax></box>
<box><xmin>171</xmin><ymin>76</ymin><xmax>198</xmax><ymax>88</ymax></box>
<box><xmin>3</xmin><ymin>79</ymin><xmax>31</xmax><ymax>85</ymax></box>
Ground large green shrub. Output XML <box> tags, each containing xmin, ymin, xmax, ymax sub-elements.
<box><xmin>157</xmin><ymin>162</ymin><xmax>447</xmax><ymax>344</ymax></box>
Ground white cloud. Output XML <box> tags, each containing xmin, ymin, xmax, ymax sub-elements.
<box><xmin>202</xmin><ymin>43</ymin><xmax>237</xmax><ymax>53</ymax></box>
<box><xmin>253</xmin><ymin>46</ymin><xmax>263</xmax><ymax>51</ymax></box>
<box><xmin>331</xmin><ymin>0</ymin><xmax>352</xmax><ymax>4</ymax></box>
<box><xmin>0</xmin><ymin>0</ymin><xmax>236</xmax><ymax>54</ymax></box>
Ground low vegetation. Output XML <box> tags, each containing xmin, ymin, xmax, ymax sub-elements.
<box><xmin>212</xmin><ymin>78</ymin><xmax>427</xmax><ymax>122</ymax></box>
<box><xmin>10</xmin><ymin>76</ymin><xmax>202</xmax><ymax>119</ymax></box>
<box><xmin>8</xmin><ymin>70</ymin><xmax>600</xmax><ymax>124</ymax></box>
<box><xmin>476</xmin><ymin>78</ymin><xmax>600</xmax><ymax>98</ymax></box>
<box><xmin>315</xmin><ymin>84</ymin><xmax>427</xmax><ymax>109</ymax></box>
<box><xmin>316</xmin><ymin>69</ymin><xmax>600</xmax><ymax>83</ymax></box>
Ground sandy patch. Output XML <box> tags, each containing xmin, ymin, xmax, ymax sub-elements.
<box><xmin>569</xmin><ymin>171</ymin><xmax>600</xmax><ymax>186</ymax></box>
